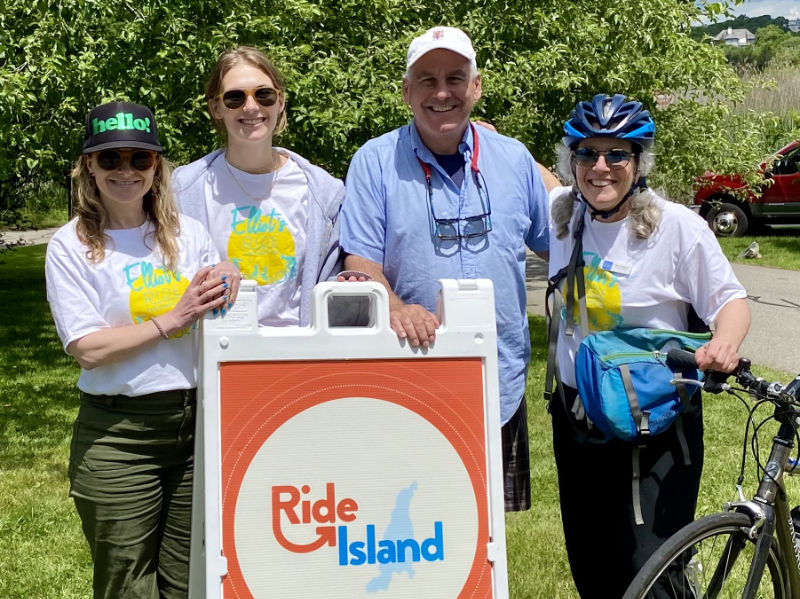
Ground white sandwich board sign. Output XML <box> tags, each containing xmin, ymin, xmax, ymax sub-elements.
<box><xmin>191</xmin><ymin>280</ymin><xmax>508</xmax><ymax>598</ymax></box>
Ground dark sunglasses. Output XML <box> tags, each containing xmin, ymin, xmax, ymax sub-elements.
<box><xmin>424</xmin><ymin>169</ymin><xmax>492</xmax><ymax>241</ymax></box>
<box><xmin>573</xmin><ymin>147</ymin><xmax>634</xmax><ymax>169</ymax></box>
<box><xmin>96</xmin><ymin>149</ymin><xmax>157</xmax><ymax>171</ymax></box>
<box><xmin>216</xmin><ymin>86</ymin><xmax>281</xmax><ymax>109</ymax></box>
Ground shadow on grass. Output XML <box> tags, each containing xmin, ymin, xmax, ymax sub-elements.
<box><xmin>759</xmin><ymin>225</ymin><xmax>800</xmax><ymax>238</ymax></box>
<box><xmin>761</xmin><ymin>231</ymin><xmax>800</xmax><ymax>253</ymax></box>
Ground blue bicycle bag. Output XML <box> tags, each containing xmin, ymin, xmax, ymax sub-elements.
<box><xmin>575</xmin><ymin>328</ymin><xmax>711</xmax><ymax>442</ymax></box>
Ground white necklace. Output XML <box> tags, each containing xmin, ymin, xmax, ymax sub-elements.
<box><xmin>224</xmin><ymin>151</ymin><xmax>280</xmax><ymax>202</ymax></box>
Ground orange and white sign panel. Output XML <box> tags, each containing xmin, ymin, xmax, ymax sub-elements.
<box><xmin>219</xmin><ymin>359</ymin><xmax>491</xmax><ymax>597</ymax></box>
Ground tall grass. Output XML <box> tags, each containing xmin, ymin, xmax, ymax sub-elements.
<box><xmin>738</xmin><ymin>64</ymin><xmax>800</xmax><ymax>122</ymax></box>
<box><xmin>730</xmin><ymin>63</ymin><xmax>800</xmax><ymax>154</ymax></box>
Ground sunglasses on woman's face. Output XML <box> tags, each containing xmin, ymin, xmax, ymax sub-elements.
<box><xmin>95</xmin><ymin>149</ymin><xmax>157</xmax><ymax>171</ymax></box>
<box><xmin>573</xmin><ymin>147</ymin><xmax>634</xmax><ymax>169</ymax></box>
<box><xmin>216</xmin><ymin>86</ymin><xmax>281</xmax><ymax>109</ymax></box>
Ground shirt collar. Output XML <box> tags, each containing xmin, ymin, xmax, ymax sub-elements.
<box><xmin>408</xmin><ymin>120</ymin><xmax>474</xmax><ymax>167</ymax></box>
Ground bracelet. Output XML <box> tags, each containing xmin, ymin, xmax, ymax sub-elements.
<box><xmin>152</xmin><ymin>317</ymin><xmax>169</xmax><ymax>340</ymax></box>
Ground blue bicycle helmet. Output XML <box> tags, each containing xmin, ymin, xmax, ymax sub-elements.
<box><xmin>563</xmin><ymin>94</ymin><xmax>655</xmax><ymax>149</ymax></box>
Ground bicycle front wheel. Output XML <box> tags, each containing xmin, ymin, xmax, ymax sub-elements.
<box><xmin>623</xmin><ymin>511</ymin><xmax>789</xmax><ymax>599</ymax></box>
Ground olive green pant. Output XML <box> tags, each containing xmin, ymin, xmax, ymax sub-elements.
<box><xmin>69</xmin><ymin>390</ymin><xmax>196</xmax><ymax>599</ymax></box>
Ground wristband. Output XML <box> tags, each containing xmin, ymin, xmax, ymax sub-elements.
<box><xmin>152</xmin><ymin>317</ymin><xmax>169</xmax><ymax>340</ymax></box>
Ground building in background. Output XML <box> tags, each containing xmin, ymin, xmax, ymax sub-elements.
<box><xmin>713</xmin><ymin>27</ymin><xmax>756</xmax><ymax>45</ymax></box>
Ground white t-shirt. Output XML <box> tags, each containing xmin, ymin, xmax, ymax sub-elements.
<box><xmin>45</xmin><ymin>216</ymin><xmax>219</xmax><ymax>396</ymax></box>
<box><xmin>548</xmin><ymin>187</ymin><xmax>747</xmax><ymax>388</ymax></box>
<box><xmin>204</xmin><ymin>154</ymin><xmax>308</xmax><ymax>326</ymax></box>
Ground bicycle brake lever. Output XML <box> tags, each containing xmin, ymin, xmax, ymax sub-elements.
<box><xmin>703</xmin><ymin>370</ymin><xmax>730</xmax><ymax>393</ymax></box>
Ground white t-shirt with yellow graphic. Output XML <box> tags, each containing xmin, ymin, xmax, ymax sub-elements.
<box><xmin>548</xmin><ymin>187</ymin><xmax>747</xmax><ymax>388</ymax></box>
<box><xmin>45</xmin><ymin>216</ymin><xmax>219</xmax><ymax>396</ymax></box>
<box><xmin>204</xmin><ymin>155</ymin><xmax>307</xmax><ymax>326</ymax></box>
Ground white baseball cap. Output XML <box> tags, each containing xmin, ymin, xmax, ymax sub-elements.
<box><xmin>406</xmin><ymin>26</ymin><xmax>477</xmax><ymax>70</ymax></box>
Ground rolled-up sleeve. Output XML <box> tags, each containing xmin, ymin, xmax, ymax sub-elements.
<box><xmin>340</xmin><ymin>145</ymin><xmax>387</xmax><ymax>265</ymax></box>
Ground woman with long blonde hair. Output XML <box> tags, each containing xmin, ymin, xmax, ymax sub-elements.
<box><xmin>46</xmin><ymin>101</ymin><xmax>239</xmax><ymax>598</ymax></box>
<box><xmin>174</xmin><ymin>47</ymin><xmax>346</xmax><ymax>326</ymax></box>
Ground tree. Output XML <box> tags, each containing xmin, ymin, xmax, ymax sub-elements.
<box><xmin>0</xmin><ymin>0</ymin><xmax>785</xmax><ymax>209</ymax></box>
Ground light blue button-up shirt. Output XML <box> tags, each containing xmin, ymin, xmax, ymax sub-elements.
<box><xmin>341</xmin><ymin>121</ymin><xmax>549</xmax><ymax>424</ymax></box>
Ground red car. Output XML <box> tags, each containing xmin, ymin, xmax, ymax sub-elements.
<box><xmin>693</xmin><ymin>140</ymin><xmax>800</xmax><ymax>236</ymax></box>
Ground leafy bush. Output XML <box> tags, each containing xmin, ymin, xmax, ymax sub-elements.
<box><xmin>0</xmin><ymin>0</ymin><xmax>780</xmax><ymax>208</ymax></box>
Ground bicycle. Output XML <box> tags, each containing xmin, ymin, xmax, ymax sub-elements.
<box><xmin>622</xmin><ymin>349</ymin><xmax>800</xmax><ymax>599</ymax></box>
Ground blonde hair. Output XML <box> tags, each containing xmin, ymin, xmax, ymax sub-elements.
<box><xmin>552</xmin><ymin>144</ymin><xmax>662</xmax><ymax>240</ymax></box>
<box><xmin>205</xmin><ymin>46</ymin><xmax>287</xmax><ymax>139</ymax></box>
<box><xmin>72</xmin><ymin>153</ymin><xmax>181</xmax><ymax>270</ymax></box>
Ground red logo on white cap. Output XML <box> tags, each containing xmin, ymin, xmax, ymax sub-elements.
<box><xmin>432</xmin><ymin>29</ymin><xmax>444</xmax><ymax>40</ymax></box>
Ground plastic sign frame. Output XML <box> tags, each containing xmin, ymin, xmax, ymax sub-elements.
<box><xmin>191</xmin><ymin>280</ymin><xmax>508</xmax><ymax>598</ymax></box>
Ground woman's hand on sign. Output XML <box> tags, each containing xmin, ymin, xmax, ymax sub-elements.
<box><xmin>159</xmin><ymin>266</ymin><xmax>228</xmax><ymax>333</ymax></box>
<box><xmin>207</xmin><ymin>261</ymin><xmax>242</xmax><ymax>311</ymax></box>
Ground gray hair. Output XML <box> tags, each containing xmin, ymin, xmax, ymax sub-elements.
<box><xmin>552</xmin><ymin>144</ymin><xmax>661</xmax><ymax>240</ymax></box>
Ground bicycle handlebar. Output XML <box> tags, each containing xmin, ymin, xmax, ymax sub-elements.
<box><xmin>665</xmin><ymin>348</ymin><xmax>700</xmax><ymax>373</ymax></box>
<box><xmin>666</xmin><ymin>348</ymin><xmax>799</xmax><ymax>402</ymax></box>
<box><xmin>666</xmin><ymin>348</ymin><xmax>744</xmax><ymax>393</ymax></box>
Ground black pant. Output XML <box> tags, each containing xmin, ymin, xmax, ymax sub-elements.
<box><xmin>550</xmin><ymin>387</ymin><xmax>704</xmax><ymax>599</ymax></box>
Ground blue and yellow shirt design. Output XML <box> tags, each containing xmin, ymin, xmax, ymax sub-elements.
<box><xmin>125</xmin><ymin>260</ymin><xmax>190</xmax><ymax>338</ymax></box>
<box><xmin>567</xmin><ymin>251</ymin><xmax>624</xmax><ymax>332</ymax></box>
<box><xmin>227</xmin><ymin>206</ymin><xmax>297</xmax><ymax>286</ymax></box>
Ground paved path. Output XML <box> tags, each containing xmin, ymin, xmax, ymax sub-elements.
<box><xmin>526</xmin><ymin>254</ymin><xmax>800</xmax><ymax>375</ymax></box>
<box><xmin>8</xmin><ymin>228</ymin><xmax>799</xmax><ymax>375</ymax></box>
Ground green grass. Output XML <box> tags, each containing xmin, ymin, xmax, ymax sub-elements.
<box><xmin>1</xmin><ymin>245</ymin><xmax>796</xmax><ymax>597</ymax></box>
<box><xmin>0</xmin><ymin>245</ymin><xmax>91</xmax><ymax>598</ymax></box>
<box><xmin>716</xmin><ymin>229</ymin><xmax>800</xmax><ymax>270</ymax></box>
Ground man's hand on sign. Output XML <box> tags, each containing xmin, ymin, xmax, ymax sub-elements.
<box><xmin>389</xmin><ymin>303</ymin><xmax>439</xmax><ymax>349</ymax></box>
<box><xmin>341</xmin><ymin>254</ymin><xmax>438</xmax><ymax>346</ymax></box>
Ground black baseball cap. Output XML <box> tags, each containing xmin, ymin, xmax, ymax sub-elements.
<box><xmin>82</xmin><ymin>101</ymin><xmax>163</xmax><ymax>154</ymax></box>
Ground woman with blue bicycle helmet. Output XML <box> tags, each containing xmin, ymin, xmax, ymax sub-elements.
<box><xmin>546</xmin><ymin>94</ymin><xmax>750</xmax><ymax>598</ymax></box>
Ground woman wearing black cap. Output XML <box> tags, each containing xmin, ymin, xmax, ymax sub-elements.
<box><xmin>45</xmin><ymin>101</ymin><xmax>239</xmax><ymax>598</ymax></box>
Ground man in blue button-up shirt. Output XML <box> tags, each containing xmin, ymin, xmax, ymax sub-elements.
<box><xmin>340</xmin><ymin>26</ymin><xmax>551</xmax><ymax>511</ymax></box>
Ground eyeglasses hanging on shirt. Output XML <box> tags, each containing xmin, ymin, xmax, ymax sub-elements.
<box><xmin>417</xmin><ymin>124</ymin><xmax>492</xmax><ymax>241</ymax></box>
